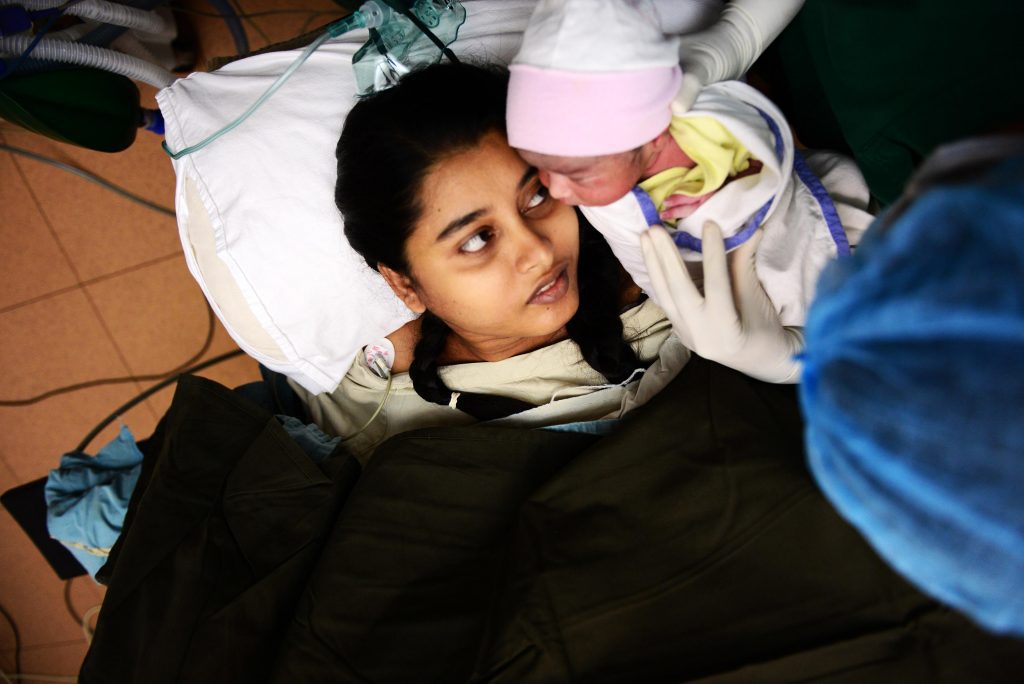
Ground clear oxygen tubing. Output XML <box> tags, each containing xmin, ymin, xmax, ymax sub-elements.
<box><xmin>162</xmin><ymin>1</ymin><xmax>388</xmax><ymax>160</ymax></box>
<box><xmin>1</xmin><ymin>0</ymin><xmax>171</xmax><ymax>36</ymax></box>
<box><xmin>0</xmin><ymin>34</ymin><xmax>175</xmax><ymax>87</ymax></box>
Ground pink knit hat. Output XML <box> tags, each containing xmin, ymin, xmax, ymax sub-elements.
<box><xmin>507</xmin><ymin>0</ymin><xmax>682</xmax><ymax>157</ymax></box>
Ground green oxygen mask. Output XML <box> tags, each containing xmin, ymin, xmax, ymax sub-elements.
<box><xmin>352</xmin><ymin>0</ymin><xmax>466</xmax><ymax>95</ymax></box>
<box><xmin>163</xmin><ymin>0</ymin><xmax>463</xmax><ymax>160</ymax></box>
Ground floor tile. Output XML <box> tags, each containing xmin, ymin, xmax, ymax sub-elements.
<box><xmin>85</xmin><ymin>253</ymin><xmax>261</xmax><ymax>421</ymax></box>
<box><xmin>0</xmin><ymin>289</ymin><xmax>129</xmax><ymax>404</ymax></box>
<box><xmin>85</xmin><ymin>255</ymin><xmax>225</xmax><ymax>376</ymax></box>
<box><xmin>0</xmin><ymin>144</ymin><xmax>79</xmax><ymax>311</ymax></box>
<box><xmin>1</xmin><ymin>640</ymin><xmax>92</xmax><ymax>681</ymax></box>
<box><xmin>0</xmin><ymin>288</ymin><xmax>158</xmax><ymax>482</ymax></box>
<box><xmin>4</xmin><ymin>128</ymin><xmax>181</xmax><ymax>282</ymax></box>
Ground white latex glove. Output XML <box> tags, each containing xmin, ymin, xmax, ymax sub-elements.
<box><xmin>640</xmin><ymin>221</ymin><xmax>804</xmax><ymax>383</ymax></box>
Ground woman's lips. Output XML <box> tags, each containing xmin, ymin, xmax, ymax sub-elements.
<box><xmin>529</xmin><ymin>268</ymin><xmax>569</xmax><ymax>305</ymax></box>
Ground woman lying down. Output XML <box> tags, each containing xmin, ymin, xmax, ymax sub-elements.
<box><xmin>288</xmin><ymin>63</ymin><xmax>687</xmax><ymax>461</ymax></box>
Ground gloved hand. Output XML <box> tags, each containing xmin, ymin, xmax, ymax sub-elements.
<box><xmin>640</xmin><ymin>220</ymin><xmax>804</xmax><ymax>383</ymax></box>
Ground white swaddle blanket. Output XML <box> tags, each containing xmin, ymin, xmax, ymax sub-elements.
<box><xmin>582</xmin><ymin>80</ymin><xmax>875</xmax><ymax>327</ymax></box>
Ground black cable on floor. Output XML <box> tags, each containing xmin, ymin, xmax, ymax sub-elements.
<box><xmin>0</xmin><ymin>601</ymin><xmax>21</xmax><ymax>676</ymax></box>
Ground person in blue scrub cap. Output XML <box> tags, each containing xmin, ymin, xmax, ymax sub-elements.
<box><xmin>799</xmin><ymin>133</ymin><xmax>1024</xmax><ymax>638</ymax></box>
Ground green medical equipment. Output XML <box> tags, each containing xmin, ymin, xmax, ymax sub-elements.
<box><xmin>0</xmin><ymin>67</ymin><xmax>140</xmax><ymax>152</ymax></box>
<box><xmin>352</xmin><ymin>0</ymin><xmax>466</xmax><ymax>95</ymax></box>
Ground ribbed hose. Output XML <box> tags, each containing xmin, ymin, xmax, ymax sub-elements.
<box><xmin>10</xmin><ymin>0</ymin><xmax>170</xmax><ymax>35</ymax></box>
<box><xmin>0</xmin><ymin>34</ymin><xmax>175</xmax><ymax>87</ymax></box>
<box><xmin>110</xmin><ymin>30</ymin><xmax>161</xmax><ymax>65</ymax></box>
<box><xmin>78</xmin><ymin>0</ymin><xmax>167</xmax><ymax>50</ymax></box>
<box><xmin>46</xmin><ymin>22</ymin><xmax>95</xmax><ymax>41</ymax></box>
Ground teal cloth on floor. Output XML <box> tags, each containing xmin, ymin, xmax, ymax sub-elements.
<box><xmin>45</xmin><ymin>425</ymin><xmax>143</xmax><ymax>578</ymax></box>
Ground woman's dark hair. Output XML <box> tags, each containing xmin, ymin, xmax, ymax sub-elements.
<box><xmin>337</xmin><ymin>62</ymin><xmax>506</xmax><ymax>273</ymax></box>
<box><xmin>336</xmin><ymin>62</ymin><xmax>641</xmax><ymax>420</ymax></box>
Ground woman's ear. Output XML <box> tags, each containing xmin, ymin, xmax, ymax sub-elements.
<box><xmin>379</xmin><ymin>264</ymin><xmax>427</xmax><ymax>314</ymax></box>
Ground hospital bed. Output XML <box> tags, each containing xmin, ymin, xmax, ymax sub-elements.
<box><xmin>33</xmin><ymin>0</ymin><xmax>1024</xmax><ymax>679</ymax></box>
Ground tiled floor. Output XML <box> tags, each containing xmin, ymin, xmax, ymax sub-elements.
<box><xmin>0</xmin><ymin>0</ymin><xmax>343</xmax><ymax>677</ymax></box>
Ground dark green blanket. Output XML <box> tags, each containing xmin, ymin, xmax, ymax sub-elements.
<box><xmin>82</xmin><ymin>358</ymin><xmax>1023</xmax><ymax>682</ymax></box>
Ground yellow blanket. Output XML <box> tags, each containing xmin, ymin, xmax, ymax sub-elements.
<box><xmin>639</xmin><ymin>115</ymin><xmax>752</xmax><ymax>210</ymax></box>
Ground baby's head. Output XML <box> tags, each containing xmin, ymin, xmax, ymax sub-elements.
<box><xmin>516</xmin><ymin>147</ymin><xmax>651</xmax><ymax>207</ymax></box>
<box><xmin>507</xmin><ymin>0</ymin><xmax>682</xmax><ymax>207</ymax></box>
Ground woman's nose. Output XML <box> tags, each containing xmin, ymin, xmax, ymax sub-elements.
<box><xmin>512</xmin><ymin>221</ymin><xmax>555</xmax><ymax>274</ymax></box>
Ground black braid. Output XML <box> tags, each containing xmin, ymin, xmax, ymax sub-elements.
<box><xmin>565</xmin><ymin>211</ymin><xmax>643</xmax><ymax>384</ymax></box>
<box><xmin>410</xmin><ymin>311</ymin><xmax>534</xmax><ymax>421</ymax></box>
<box><xmin>408</xmin><ymin>311</ymin><xmax>455</xmax><ymax>407</ymax></box>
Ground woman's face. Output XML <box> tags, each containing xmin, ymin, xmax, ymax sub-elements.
<box><xmin>382</xmin><ymin>131</ymin><xmax>581</xmax><ymax>361</ymax></box>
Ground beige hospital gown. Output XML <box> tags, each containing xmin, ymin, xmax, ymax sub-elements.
<box><xmin>291</xmin><ymin>299</ymin><xmax>689</xmax><ymax>462</ymax></box>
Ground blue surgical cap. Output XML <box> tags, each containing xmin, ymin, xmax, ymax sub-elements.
<box><xmin>800</xmin><ymin>150</ymin><xmax>1024</xmax><ymax>636</ymax></box>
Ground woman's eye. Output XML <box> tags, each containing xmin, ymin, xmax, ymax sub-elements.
<box><xmin>460</xmin><ymin>229</ymin><xmax>493</xmax><ymax>254</ymax></box>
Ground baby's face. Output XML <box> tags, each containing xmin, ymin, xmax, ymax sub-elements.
<box><xmin>516</xmin><ymin>148</ymin><xmax>647</xmax><ymax>207</ymax></box>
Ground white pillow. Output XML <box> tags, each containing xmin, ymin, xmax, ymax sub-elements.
<box><xmin>157</xmin><ymin>0</ymin><xmax>721</xmax><ymax>394</ymax></box>
<box><xmin>157</xmin><ymin>1</ymin><xmax>539</xmax><ymax>393</ymax></box>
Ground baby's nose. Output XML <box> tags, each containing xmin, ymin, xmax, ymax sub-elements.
<box><xmin>542</xmin><ymin>172</ymin><xmax>574</xmax><ymax>202</ymax></box>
